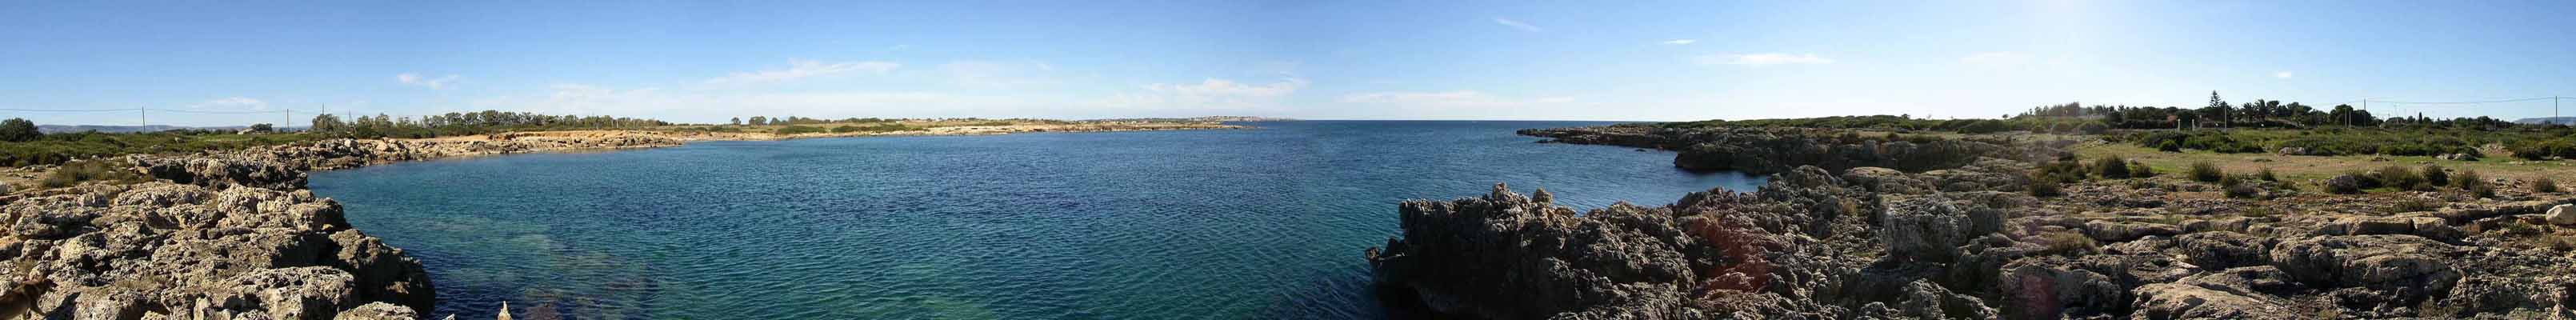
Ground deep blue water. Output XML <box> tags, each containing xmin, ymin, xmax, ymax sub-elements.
<box><xmin>309</xmin><ymin>121</ymin><xmax>1762</xmax><ymax>319</ymax></box>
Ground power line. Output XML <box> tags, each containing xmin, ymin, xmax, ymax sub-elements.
<box><xmin>0</xmin><ymin>107</ymin><xmax>134</xmax><ymax>112</ymax></box>
<box><xmin>2365</xmin><ymin>96</ymin><xmax>2562</xmax><ymax>105</ymax></box>
<box><xmin>143</xmin><ymin>108</ymin><xmax>289</xmax><ymax>114</ymax></box>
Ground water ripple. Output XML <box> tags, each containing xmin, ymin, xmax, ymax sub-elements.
<box><xmin>312</xmin><ymin>121</ymin><xmax>1765</xmax><ymax>319</ymax></box>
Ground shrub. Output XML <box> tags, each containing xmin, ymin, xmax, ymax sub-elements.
<box><xmin>2038</xmin><ymin>231</ymin><xmax>2099</xmax><ymax>256</ymax></box>
<box><xmin>2076</xmin><ymin>122</ymin><xmax>2108</xmax><ymax>135</ymax></box>
<box><xmin>2030</xmin><ymin>178</ymin><xmax>2064</xmax><ymax>198</ymax></box>
<box><xmin>830</xmin><ymin>124</ymin><xmax>915</xmax><ymax>133</ymax></box>
<box><xmin>2189</xmin><ymin>162</ymin><xmax>2224</xmax><ymax>182</ymax></box>
<box><xmin>2326</xmin><ymin>174</ymin><xmax>2365</xmax><ymax>194</ymax></box>
<box><xmin>2093</xmin><ymin>156</ymin><xmax>2130</xmax><ymax>179</ymax></box>
<box><xmin>2225</xmin><ymin>182</ymin><xmax>2262</xmax><ymax>198</ymax></box>
<box><xmin>774</xmin><ymin>126</ymin><xmax>826</xmax><ymax>134</ymax></box>
<box><xmin>2387</xmin><ymin>198</ymin><xmax>2442</xmax><ymax>213</ymax></box>
<box><xmin>2375</xmin><ymin>166</ymin><xmax>2427</xmax><ymax>191</ymax></box>
<box><xmin>38</xmin><ymin>159</ymin><xmax>145</xmax><ymax>188</ymax></box>
<box><xmin>2458</xmin><ymin>170</ymin><xmax>2490</xmax><ymax>198</ymax></box>
<box><xmin>2157</xmin><ymin>141</ymin><xmax>2182</xmax><ymax>153</ymax></box>
<box><xmin>2257</xmin><ymin>167</ymin><xmax>2278</xmax><ymax>182</ymax></box>
<box><xmin>2421</xmin><ymin>165</ymin><xmax>2450</xmax><ymax>186</ymax></box>
<box><xmin>0</xmin><ymin>118</ymin><xmax>36</xmax><ymax>142</ymax></box>
<box><xmin>2129</xmin><ymin>161</ymin><xmax>2157</xmax><ymax>178</ymax></box>
<box><xmin>2536</xmin><ymin>177</ymin><xmax>2561</xmax><ymax>193</ymax></box>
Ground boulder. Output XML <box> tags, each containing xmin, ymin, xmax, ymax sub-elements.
<box><xmin>2549</xmin><ymin>204</ymin><xmax>2576</xmax><ymax>226</ymax></box>
<box><xmin>1998</xmin><ymin>257</ymin><xmax>2130</xmax><ymax>319</ymax></box>
<box><xmin>2082</xmin><ymin>221</ymin><xmax>2182</xmax><ymax>243</ymax></box>
<box><xmin>1879</xmin><ymin>196</ymin><xmax>1980</xmax><ymax>262</ymax></box>
<box><xmin>2267</xmin><ymin>235</ymin><xmax>2462</xmax><ymax>303</ymax></box>
<box><xmin>1841</xmin><ymin>166</ymin><xmax>1931</xmax><ymax>194</ymax></box>
<box><xmin>2131</xmin><ymin>283</ymin><xmax>2291</xmax><ymax>320</ymax></box>
<box><xmin>2173</xmin><ymin>231</ymin><xmax>2270</xmax><ymax>270</ymax></box>
<box><xmin>2310</xmin><ymin>215</ymin><xmax>2465</xmax><ymax>243</ymax></box>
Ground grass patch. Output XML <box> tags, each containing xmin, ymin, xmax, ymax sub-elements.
<box><xmin>38</xmin><ymin>159</ymin><xmax>146</xmax><ymax>188</ymax></box>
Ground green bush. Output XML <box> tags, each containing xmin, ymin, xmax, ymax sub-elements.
<box><xmin>2225</xmin><ymin>182</ymin><xmax>2262</xmax><ymax>198</ymax></box>
<box><xmin>2030</xmin><ymin>178</ymin><xmax>2064</xmax><ymax>198</ymax></box>
<box><xmin>38</xmin><ymin>159</ymin><xmax>145</xmax><ymax>188</ymax></box>
<box><xmin>2375</xmin><ymin>166</ymin><xmax>2427</xmax><ymax>191</ymax></box>
<box><xmin>2421</xmin><ymin>165</ymin><xmax>2450</xmax><ymax>186</ymax></box>
<box><xmin>2129</xmin><ymin>160</ymin><xmax>2157</xmax><ymax>178</ymax></box>
<box><xmin>2038</xmin><ymin>231</ymin><xmax>2098</xmax><ymax>256</ymax></box>
<box><xmin>2326</xmin><ymin>174</ymin><xmax>2365</xmax><ymax>194</ymax></box>
<box><xmin>774</xmin><ymin>126</ymin><xmax>826</xmax><ymax>134</ymax></box>
<box><xmin>2093</xmin><ymin>156</ymin><xmax>2130</xmax><ymax>178</ymax></box>
<box><xmin>2257</xmin><ymin>167</ymin><xmax>2278</xmax><ymax>182</ymax></box>
<box><xmin>2077</xmin><ymin>122</ymin><xmax>2109</xmax><ymax>135</ymax></box>
<box><xmin>2157</xmin><ymin>141</ymin><xmax>2182</xmax><ymax>153</ymax></box>
<box><xmin>2189</xmin><ymin>162</ymin><xmax>2224</xmax><ymax>182</ymax></box>
<box><xmin>2536</xmin><ymin>177</ymin><xmax>2561</xmax><ymax>193</ymax></box>
<box><xmin>2458</xmin><ymin>170</ymin><xmax>2491</xmax><ymax>198</ymax></box>
<box><xmin>830</xmin><ymin>124</ymin><xmax>916</xmax><ymax>133</ymax></box>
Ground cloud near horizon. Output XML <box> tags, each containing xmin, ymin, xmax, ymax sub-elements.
<box><xmin>702</xmin><ymin>59</ymin><xmax>901</xmax><ymax>85</ymax></box>
<box><xmin>394</xmin><ymin>74</ymin><xmax>460</xmax><ymax>90</ymax></box>
<box><xmin>191</xmin><ymin>97</ymin><xmax>269</xmax><ymax>110</ymax></box>
<box><xmin>1700</xmin><ymin>53</ymin><xmax>1834</xmax><ymax>66</ymax></box>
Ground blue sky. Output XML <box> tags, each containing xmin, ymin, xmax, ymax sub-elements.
<box><xmin>6</xmin><ymin>1</ymin><xmax>2576</xmax><ymax>126</ymax></box>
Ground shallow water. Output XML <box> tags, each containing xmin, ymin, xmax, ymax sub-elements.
<box><xmin>310</xmin><ymin>121</ymin><xmax>1763</xmax><ymax>319</ymax></box>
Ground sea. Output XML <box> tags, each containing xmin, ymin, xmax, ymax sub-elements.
<box><xmin>310</xmin><ymin>120</ymin><xmax>1763</xmax><ymax>319</ymax></box>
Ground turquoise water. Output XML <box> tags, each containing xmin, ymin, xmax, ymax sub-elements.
<box><xmin>310</xmin><ymin>121</ymin><xmax>1763</xmax><ymax>319</ymax></box>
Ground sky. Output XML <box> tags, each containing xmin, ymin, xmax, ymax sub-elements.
<box><xmin>6</xmin><ymin>0</ymin><xmax>2576</xmax><ymax>126</ymax></box>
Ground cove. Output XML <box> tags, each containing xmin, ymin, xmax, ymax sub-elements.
<box><xmin>308</xmin><ymin>121</ymin><xmax>1764</xmax><ymax>319</ymax></box>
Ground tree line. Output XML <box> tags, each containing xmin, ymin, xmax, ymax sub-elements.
<box><xmin>310</xmin><ymin>110</ymin><xmax>670</xmax><ymax>138</ymax></box>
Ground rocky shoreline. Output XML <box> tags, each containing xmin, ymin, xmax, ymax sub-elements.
<box><xmin>1370</xmin><ymin>125</ymin><xmax>2576</xmax><ymax>319</ymax></box>
<box><xmin>0</xmin><ymin>124</ymin><xmax>1238</xmax><ymax>319</ymax></box>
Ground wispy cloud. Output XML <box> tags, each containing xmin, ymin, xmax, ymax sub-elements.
<box><xmin>1659</xmin><ymin>39</ymin><xmax>1697</xmax><ymax>45</ymax></box>
<box><xmin>703</xmin><ymin>59</ymin><xmax>901</xmax><ymax>85</ymax></box>
<box><xmin>1100</xmin><ymin>78</ymin><xmax>1310</xmax><ymax>110</ymax></box>
<box><xmin>1341</xmin><ymin>90</ymin><xmax>1575</xmax><ymax>108</ymax></box>
<box><xmin>2274</xmin><ymin>71</ymin><xmax>2294</xmax><ymax>78</ymax></box>
<box><xmin>191</xmin><ymin>97</ymin><xmax>269</xmax><ymax>110</ymax></box>
<box><xmin>938</xmin><ymin>60</ymin><xmax>1059</xmax><ymax>88</ymax></box>
<box><xmin>1492</xmin><ymin>18</ymin><xmax>1542</xmax><ymax>32</ymax></box>
<box><xmin>1698</xmin><ymin>53</ymin><xmax>1834</xmax><ymax>66</ymax></box>
<box><xmin>1960</xmin><ymin>51</ymin><xmax>2033</xmax><ymax>66</ymax></box>
<box><xmin>395</xmin><ymin>73</ymin><xmax>460</xmax><ymax>90</ymax></box>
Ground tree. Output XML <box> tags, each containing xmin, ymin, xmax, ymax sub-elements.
<box><xmin>2206</xmin><ymin>91</ymin><xmax>2230</xmax><ymax>127</ymax></box>
<box><xmin>747</xmin><ymin>116</ymin><xmax>768</xmax><ymax>126</ymax></box>
<box><xmin>0</xmin><ymin>118</ymin><xmax>39</xmax><ymax>142</ymax></box>
<box><xmin>311</xmin><ymin>114</ymin><xmax>346</xmax><ymax>132</ymax></box>
<box><xmin>731</xmin><ymin>118</ymin><xmax>742</xmax><ymax>126</ymax></box>
<box><xmin>248</xmin><ymin>123</ymin><xmax>274</xmax><ymax>132</ymax></box>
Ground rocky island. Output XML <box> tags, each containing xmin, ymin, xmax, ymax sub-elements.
<box><xmin>1370</xmin><ymin>124</ymin><xmax>2576</xmax><ymax>319</ymax></box>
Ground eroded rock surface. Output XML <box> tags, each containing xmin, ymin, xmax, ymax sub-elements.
<box><xmin>0</xmin><ymin>182</ymin><xmax>432</xmax><ymax>319</ymax></box>
<box><xmin>1373</xmin><ymin>126</ymin><xmax>2576</xmax><ymax>319</ymax></box>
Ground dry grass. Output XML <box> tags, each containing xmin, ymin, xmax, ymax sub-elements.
<box><xmin>2073</xmin><ymin>141</ymin><xmax>2576</xmax><ymax>191</ymax></box>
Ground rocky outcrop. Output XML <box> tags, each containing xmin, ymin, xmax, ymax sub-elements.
<box><xmin>1385</xmin><ymin>125</ymin><xmax>2576</xmax><ymax>319</ymax></box>
<box><xmin>1365</xmin><ymin>184</ymin><xmax>1703</xmax><ymax>319</ymax></box>
<box><xmin>0</xmin><ymin>132</ymin><xmax>678</xmax><ymax>318</ymax></box>
<box><xmin>0</xmin><ymin>182</ymin><xmax>433</xmax><ymax>318</ymax></box>
<box><xmin>1518</xmin><ymin>126</ymin><xmax>2034</xmax><ymax>174</ymax></box>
